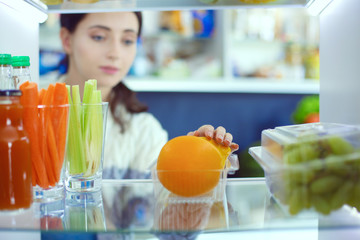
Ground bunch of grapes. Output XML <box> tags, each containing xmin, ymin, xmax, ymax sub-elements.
<box><xmin>268</xmin><ymin>136</ymin><xmax>360</xmax><ymax>215</ymax></box>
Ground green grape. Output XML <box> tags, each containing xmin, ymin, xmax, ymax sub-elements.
<box><xmin>330</xmin><ymin>180</ymin><xmax>354</xmax><ymax>210</ymax></box>
<box><xmin>347</xmin><ymin>180</ymin><xmax>360</xmax><ymax>210</ymax></box>
<box><xmin>299</xmin><ymin>143</ymin><xmax>319</xmax><ymax>162</ymax></box>
<box><xmin>279</xmin><ymin>174</ymin><xmax>295</xmax><ymax>204</ymax></box>
<box><xmin>287</xmin><ymin>167</ymin><xmax>315</xmax><ymax>184</ymax></box>
<box><xmin>310</xmin><ymin>175</ymin><xmax>343</xmax><ymax>194</ymax></box>
<box><xmin>307</xmin><ymin>159</ymin><xmax>325</xmax><ymax>171</ymax></box>
<box><xmin>326</xmin><ymin>136</ymin><xmax>354</xmax><ymax>155</ymax></box>
<box><xmin>283</xmin><ymin>147</ymin><xmax>302</xmax><ymax>164</ymax></box>
<box><xmin>311</xmin><ymin>194</ymin><xmax>331</xmax><ymax>215</ymax></box>
<box><xmin>288</xmin><ymin>186</ymin><xmax>307</xmax><ymax>215</ymax></box>
<box><xmin>325</xmin><ymin>155</ymin><xmax>353</xmax><ymax>177</ymax></box>
<box><xmin>299</xmin><ymin>185</ymin><xmax>311</xmax><ymax>209</ymax></box>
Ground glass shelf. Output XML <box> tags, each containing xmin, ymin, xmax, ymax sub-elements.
<box><xmin>124</xmin><ymin>77</ymin><xmax>320</xmax><ymax>94</ymax></box>
<box><xmin>1</xmin><ymin>178</ymin><xmax>360</xmax><ymax>239</ymax></box>
<box><xmin>42</xmin><ymin>0</ymin><xmax>311</xmax><ymax>13</ymax></box>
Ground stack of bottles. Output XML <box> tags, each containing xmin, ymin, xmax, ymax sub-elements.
<box><xmin>0</xmin><ymin>53</ymin><xmax>32</xmax><ymax>90</ymax></box>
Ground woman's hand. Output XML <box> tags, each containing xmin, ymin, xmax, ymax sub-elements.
<box><xmin>187</xmin><ymin>125</ymin><xmax>239</xmax><ymax>152</ymax></box>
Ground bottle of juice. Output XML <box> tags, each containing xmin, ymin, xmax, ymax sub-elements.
<box><xmin>0</xmin><ymin>90</ymin><xmax>32</xmax><ymax>211</ymax></box>
<box><xmin>12</xmin><ymin>56</ymin><xmax>31</xmax><ymax>89</ymax></box>
<box><xmin>0</xmin><ymin>54</ymin><xmax>13</xmax><ymax>90</ymax></box>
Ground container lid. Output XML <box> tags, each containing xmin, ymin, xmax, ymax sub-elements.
<box><xmin>0</xmin><ymin>54</ymin><xmax>12</xmax><ymax>65</ymax></box>
<box><xmin>260</xmin><ymin>122</ymin><xmax>360</xmax><ymax>165</ymax></box>
<box><xmin>263</xmin><ymin>122</ymin><xmax>360</xmax><ymax>145</ymax></box>
<box><xmin>0</xmin><ymin>90</ymin><xmax>22</xmax><ymax>97</ymax></box>
<box><xmin>12</xmin><ymin>56</ymin><xmax>30</xmax><ymax>67</ymax></box>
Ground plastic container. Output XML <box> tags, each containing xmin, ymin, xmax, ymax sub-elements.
<box><xmin>153</xmin><ymin>156</ymin><xmax>236</xmax><ymax>233</ymax></box>
<box><xmin>249</xmin><ymin>122</ymin><xmax>360</xmax><ymax>215</ymax></box>
<box><xmin>152</xmin><ymin>154</ymin><xmax>239</xmax><ymax>203</ymax></box>
<box><xmin>153</xmin><ymin>194</ymin><xmax>231</xmax><ymax>233</ymax></box>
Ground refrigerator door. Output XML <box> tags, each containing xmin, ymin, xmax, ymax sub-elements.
<box><xmin>0</xmin><ymin>0</ymin><xmax>47</xmax><ymax>83</ymax></box>
<box><xmin>320</xmin><ymin>0</ymin><xmax>360</xmax><ymax>125</ymax></box>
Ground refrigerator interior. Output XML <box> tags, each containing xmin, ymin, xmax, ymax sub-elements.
<box><xmin>0</xmin><ymin>0</ymin><xmax>359</xmax><ymax>124</ymax></box>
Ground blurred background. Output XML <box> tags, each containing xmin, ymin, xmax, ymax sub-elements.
<box><xmin>39</xmin><ymin>8</ymin><xmax>320</xmax><ymax>178</ymax></box>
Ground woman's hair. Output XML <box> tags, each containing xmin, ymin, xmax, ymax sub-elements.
<box><xmin>60</xmin><ymin>12</ymin><xmax>148</xmax><ymax>132</ymax></box>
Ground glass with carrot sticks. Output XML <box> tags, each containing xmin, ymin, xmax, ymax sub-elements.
<box><xmin>64</xmin><ymin>80</ymin><xmax>108</xmax><ymax>192</ymax></box>
<box><xmin>20</xmin><ymin>81</ymin><xmax>70</xmax><ymax>202</ymax></box>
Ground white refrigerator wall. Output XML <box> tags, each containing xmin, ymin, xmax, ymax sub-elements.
<box><xmin>0</xmin><ymin>2</ymin><xmax>39</xmax><ymax>83</ymax></box>
<box><xmin>320</xmin><ymin>0</ymin><xmax>360</xmax><ymax>124</ymax></box>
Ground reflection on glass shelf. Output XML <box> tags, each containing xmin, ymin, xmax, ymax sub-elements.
<box><xmin>2</xmin><ymin>179</ymin><xmax>360</xmax><ymax>238</ymax></box>
<box><xmin>42</xmin><ymin>0</ymin><xmax>311</xmax><ymax>13</ymax></box>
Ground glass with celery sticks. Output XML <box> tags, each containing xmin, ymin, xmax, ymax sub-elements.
<box><xmin>65</xmin><ymin>79</ymin><xmax>108</xmax><ymax>192</ymax></box>
<box><xmin>19</xmin><ymin>81</ymin><xmax>70</xmax><ymax>202</ymax></box>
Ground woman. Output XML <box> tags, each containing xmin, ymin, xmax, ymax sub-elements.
<box><xmin>59</xmin><ymin>12</ymin><xmax>239</xmax><ymax>179</ymax></box>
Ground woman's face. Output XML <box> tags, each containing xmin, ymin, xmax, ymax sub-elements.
<box><xmin>64</xmin><ymin>12</ymin><xmax>139</xmax><ymax>89</ymax></box>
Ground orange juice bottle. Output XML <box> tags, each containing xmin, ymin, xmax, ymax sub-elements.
<box><xmin>0</xmin><ymin>90</ymin><xmax>32</xmax><ymax>210</ymax></box>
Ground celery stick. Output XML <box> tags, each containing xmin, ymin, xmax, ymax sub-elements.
<box><xmin>82</xmin><ymin>80</ymin><xmax>94</xmax><ymax>104</ymax></box>
<box><xmin>89</xmin><ymin>90</ymin><xmax>103</xmax><ymax>174</ymax></box>
<box><xmin>83</xmin><ymin>81</ymin><xmax>103</xmax><ymax>177</ymax></box>
<box><xmin>67</xmin><ymin>85</ymin><xmax>86</xmax><ymax>175</ymax></box>
<box><xmin>82</xmin><ymin>80</ymin><xmax>95</xmax><ymax>141</ymax></box>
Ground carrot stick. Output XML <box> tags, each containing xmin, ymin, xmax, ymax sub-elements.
<box><xmin>43</xmin><ymin>84</ymin><xmax>61</xmax><ymax>183</ymax></box>
<box><xmin>52</xmin><ymin>83</ymin><xmax>69</xmax><ymax>165</ymax></box>
<box><xmin>38</xmin><ymin>88</ymin><xmax>48</xmax><ymax>186</ymax></box>
<box><xmin>20</xmin><ymin>81</ymin><xmax>49</xmax><ymax>188</ymax></box>
<box><xmin>47</xmin><ymin>120</ymin><xmax>61</xmax><ymax>182</ymax></box>
<box><xmin>19</xmin><ymin>81</ymin><xmax>30</xmax><ymax>90</ymax></box>
<box><xmin>45</xmin><ymin>142</ymin><xmax>56</xmax><ymax>187</ymax></box>
<box><xmin>39</xmin><ymin>88</ymin><xmax>46</xmax><ymax>104</ymax></box>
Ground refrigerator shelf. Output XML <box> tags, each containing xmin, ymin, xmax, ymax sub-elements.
<box><xmin>41</xmin><ymin>0</ymin><xmax>311</xmax><ymax>13</ymax></box>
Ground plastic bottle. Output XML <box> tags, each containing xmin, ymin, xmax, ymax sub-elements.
<box><xmin>12</xmin><ymin>56</ymin><xmax>31</xmax><ymax>89</ymax></box>
<box><xmin>0</xmin><ymin>54</ymin><xmax>13</xmax><ymax>90</ymax></box>
<box><xmin>0</xmin><ymin>90</ymin><xmax>32</xmax><ymax>211</ymax></box>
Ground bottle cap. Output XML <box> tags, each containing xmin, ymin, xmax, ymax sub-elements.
<box><xmin>12</xmin><ymin>56</ymin><xmax>30</xmax><ymax>67</ymax></box>
<box><xmin>0</xmin><ymin>54</ymin><xmax>12</xmax><ymax>65</ymax></box>
<box><xmin>0</xmin><ymin>90</ymin><xmax>22</xmax><ymax>96</ymax></box>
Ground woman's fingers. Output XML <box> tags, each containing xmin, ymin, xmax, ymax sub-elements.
<box><xmin>223</xmin><ymin>133</ymin><xmax>233</xmax><ymax>147</ymax></box>
<box><xmin>214</xmin><ymin>126</ymin><xmax>226</xmax><ymax>143</ymax></box>
<box><xmin>194</xmin><ymin>125</ymin><xmax>215</xmax><ymax>139</ymax></box>
<box><xmin>187</xmin><ymin>131</ymin><xmax>195</xmax><ymax>136</ymax></box>
<box><xmin>230</xmin><ymin>143</ymin><xmax>239</xmax><ymax>152</ymax></box>
<box><xmin>189</xmin><ymin>125</ymin><xmax>239</xmax><ymax>152</ymax></box>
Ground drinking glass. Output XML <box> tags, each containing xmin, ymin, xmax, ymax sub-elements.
<box><xmin>32</xmin><ymin>104</ymin><xmax>70</xmax><ymax>202</ymax></box>
<box><xmin>64</xmin><ymin>102</ymin><xmax>108</xmax><ymax>192</ymax></box>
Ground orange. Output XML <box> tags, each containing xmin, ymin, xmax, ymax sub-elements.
<box><xmin>156</xmin><ymin>136</ymin><xmax>231</xmax><ymax>197</ymax></box>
